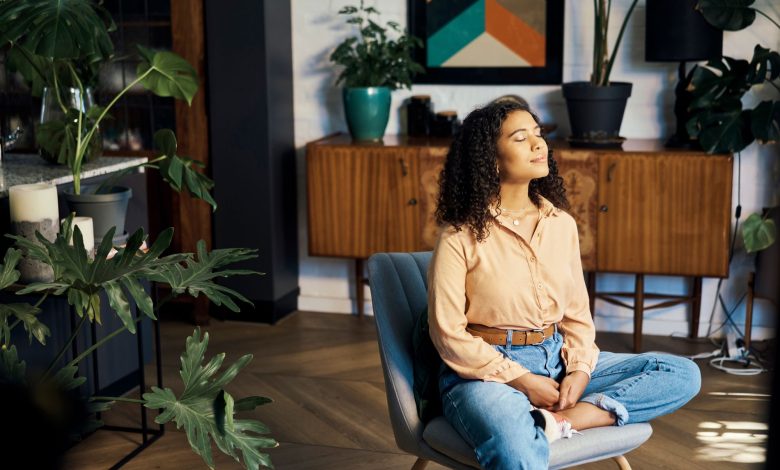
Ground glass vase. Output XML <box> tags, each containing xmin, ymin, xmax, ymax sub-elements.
<box><xmin>37</xmin><ymin>86</ymin><xmax>102</xmax><ymax>165</ymax></box>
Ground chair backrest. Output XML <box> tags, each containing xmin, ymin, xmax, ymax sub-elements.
<box><xmin>367</xmin><ymin>252</ymin><xmax>432</xmax><ymax>455</ymax></box>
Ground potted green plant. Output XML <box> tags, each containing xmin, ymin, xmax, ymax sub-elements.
<box><xmin>688</xmin><ymin>0</ymin><xmax>778</xmax><ymax>253</ymax></box>
<box><xmin>0</xmin><ymin>0</ymin><xmax>216</xmax><ymax>244</ymax></box>
<box><xmin>0</xmin><ymin>217</ymin><xmax>277</xmax><ymax>468</ymax></box>
<box><xmin>329</xmin><ymin>1</ymin><xmax>423</xmax><ymax>141</ymax></box>
<box><xmin>562</xmin><ymin>0</ymin><xmax>639</xmax><ymax>146</ymax></box>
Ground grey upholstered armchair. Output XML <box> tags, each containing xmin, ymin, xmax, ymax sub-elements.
<box><xmin>367</xmin><ymin>252</ymin><xmax>652</xmax><ymax>469</ymax></box>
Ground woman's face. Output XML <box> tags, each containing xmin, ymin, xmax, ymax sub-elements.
<box><xmin>496</xmin><ymin>110</ymin><xmax>549</xmax><ymax>183</ymax></box>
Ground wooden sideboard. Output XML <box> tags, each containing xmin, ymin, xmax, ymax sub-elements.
<box><xmin>306</xmin><ymin>134</ymin><xmax>733</xmax><ymax>351</ymax></box>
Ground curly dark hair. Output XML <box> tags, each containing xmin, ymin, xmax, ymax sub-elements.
<box><xmin>435</xmin><ymin>99</ymin><xmax>569</xmax><ymax>242</ymax></box>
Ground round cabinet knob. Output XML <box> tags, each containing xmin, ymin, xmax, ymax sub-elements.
<box><xmin>408</xmin><ymin>198</ymin><xmax>418</xmax><ymax>206</ymax></box>
<box><xmin>600</xmin><ymin>205</ymin><xmax>609</xmax><ymax>213</ymax></box>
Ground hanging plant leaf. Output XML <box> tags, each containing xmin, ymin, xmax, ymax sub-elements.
<box><xmin>688</xmin><ymin>107</ymin><xmax>754</xmax><ymax>153</ymax></box>
<box><xmin>742</xmin><ymin>213</ymin><xmax>777</xmax><ymax>253</ymax></box>
<box><xmin>137</xmin><ymin>45</ymin><xmax>198</xmax><ymax>105</ymax></box>
<box><xmin>0</xmin><ymin>345</ymin><xmax>26</xmax><ymax>385</ymax></box>
<box><xmin>751</xmin><ymin>101</ymin><xmax>780</xmax><ymax>144</ymax></box>
<box><xmin>696</xmin><ymin>0</ymin><xmax>756</xmax><ymax>31</ymax></box>
<box><xmin>747</xmin><ymin>45</ymin><xmax>780</xmax><ymax>84</ymax></box>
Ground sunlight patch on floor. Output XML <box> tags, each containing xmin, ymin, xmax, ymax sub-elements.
<box><xmin>695</xmin><ymin>420</ymin><xmax>767</xmax><ymax>463</ymax></box>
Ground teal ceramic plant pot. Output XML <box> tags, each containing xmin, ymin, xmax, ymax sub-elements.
<box><xmin>342</xmin><ymin>87</ymin><xmax>391</xmax><ymax>141</ymax></box>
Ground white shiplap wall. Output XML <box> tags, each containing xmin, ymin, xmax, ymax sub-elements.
<box><xmin>292</xmin><ymin>0</ymin><xmax>780</xmax><ymax>339</ymax></box>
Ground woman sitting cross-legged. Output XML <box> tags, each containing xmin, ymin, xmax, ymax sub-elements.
<box><xmin>428</xmin><ymin>98</ymin><xmax>701</xmax><ymax>470</ymax></box>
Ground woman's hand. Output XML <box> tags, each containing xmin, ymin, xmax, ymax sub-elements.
<box><xmin>508</xmin><ymin>373</ymin><xmax>560</xmax><ymax>409</ymax></box>
<box><xmin>554</xmin><ymin>370</ymin><xmax>589</xmax><ymax>410</ymax></box>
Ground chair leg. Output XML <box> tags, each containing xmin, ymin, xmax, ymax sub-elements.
<box><xmin>613</xmin><ymin>455</ymin><xmax>632</xmax><ymax>470</ymax></box>
<box><xmin>411</xmin><ymin>457</ymin><xmax>429</xmax><ymax>470</ymax></box>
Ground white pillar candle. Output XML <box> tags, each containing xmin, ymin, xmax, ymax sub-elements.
<box><xmin>8</xmin><ymin>183</ymin><xmax>59</xmax><ymax>283</ymax></box>
<box><xmin>65</xmin><ymin>216</ymin><xmax>95</xmax><ymax>255</ymax></box>
<box><xmin>9</xmin><ymin>183</ymin><xmax>59</xmax><ymax>222</ymax></box>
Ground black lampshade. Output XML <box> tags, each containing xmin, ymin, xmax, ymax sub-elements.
<box><xmin>646</xmin><ymin>0</ymin><xmax>723</xmax><ymax>62</ymax></box>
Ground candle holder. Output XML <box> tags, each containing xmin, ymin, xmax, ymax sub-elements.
<box><xmin>9</xmin><ymin>183</ymin><xmax>59</xmax><ymax>283</ymax></box>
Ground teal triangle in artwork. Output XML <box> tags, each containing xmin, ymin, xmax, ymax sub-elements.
<box><xmin>427</xmin><ymin>0</ymin><xmax>485</xmax><ymax>67</ymax></box>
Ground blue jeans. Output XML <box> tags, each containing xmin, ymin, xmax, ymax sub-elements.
<box><xmin>438</xmin><ymin>332</ymin><xmax>701</xmax><ymax>470</ymax></box>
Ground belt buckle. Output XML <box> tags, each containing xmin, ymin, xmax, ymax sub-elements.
<box><xmin>530</xmin><ymin>327</ymin><xmax>546</xmax><ymax>344</ymax></box>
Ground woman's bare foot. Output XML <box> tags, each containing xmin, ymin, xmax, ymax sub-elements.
<box><xmin>555</xmin><ymin>402</ymin><xmax>615</xmax><ymax>430</ymax></box>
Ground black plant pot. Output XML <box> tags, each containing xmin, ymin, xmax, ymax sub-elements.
<box><xmin>63</xmin><ymin>185</ymin><xmax>132</xmax><ymax>245</ymax></box>
<box><xmin>562</xmin><ymin>82</ymin><xmax>632</xmax><ymax>147</ymax></box>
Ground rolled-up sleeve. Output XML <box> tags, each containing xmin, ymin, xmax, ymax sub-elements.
<box><xmin>428</xmin><ymin>229</ymin><xmax>528</xmax><ymax>383</ymax></box>
<box><xmin>559</xmin><ymin>218</ymin><xmax>600</xmax><ymax>376</ymax></box>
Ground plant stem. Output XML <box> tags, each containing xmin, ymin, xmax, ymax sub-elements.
<box><xmin>67</xmin><ymin>316</ymin><xmax>141</xmax><ymax>368</ymax></box>
<box><xmin>755</xmin><ymin>9</ymin><xmax>780</xmax><ymax>30</ymax></box>
<box><xmin>67</xmin><ymin>64</ymin><xmax>85</xmax><ymax>176</ymax></box>
<box><xmin>95</xmin><ymin>155</ymin><xmax>167</xmax><ymax>194</ymax></box>
<box><xmin>604</xmin><ymin>0</ymin><xmax>639</xmax><ymax>85</ymax></box>
<box><xmin>91</xmin><ymin>396</ymin><xmax>145</xmax><ymax>404</ymax></box>
<box><xmin>51</xmin><ymin>67</ymin><xmax>68</xmax><ymax>115</ymax></box>
<box><xmin>44</xmin><ymin>314</ymin><xmax>87</xmax><ymax>377</ymax></box>
<box><xmin>74</xmin><ymin>68</ymin><xmax>153</xmax><ymax>194</ymax></box>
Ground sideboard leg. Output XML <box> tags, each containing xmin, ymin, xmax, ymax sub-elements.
<box><xmin>633</xmin><ymin>274</ymin><xmax>645</xmax><ymax>353</ymax></box>
<box><xmin>690</xmin><ymin>276</ymin><xmax>703</xmax><ymax>338</ymax></box>
<box><xmin>356</xmin><ymin>258</ymin><xmax>365</xmax><ymax>318</ymax></box>
<box><xmin>586</xmin><ymin>272</ymin><xmax>597</xmax><ymax>318</ymax></box>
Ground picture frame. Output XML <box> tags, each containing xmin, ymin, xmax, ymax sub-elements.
<box><xmin>408</xmin><ymin>0</ymin><xmax>564</xmax><ymax>85</ymax></box>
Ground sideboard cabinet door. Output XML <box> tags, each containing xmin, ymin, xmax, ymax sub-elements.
<box><xmin>307</xmin><ymin>144</ymin><xmax>391</xmax><ymax>258</ymax></box>
<box><xmin>597</xmin><ymin>153</ymin><xmax>732</xmax><ymax>277</ymax></box>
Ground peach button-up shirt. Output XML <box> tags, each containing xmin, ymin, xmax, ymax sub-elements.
<box><xmin>428</xmin><ymin>196</ymin><xmax>599</xmax><ymax>383</ymax></box>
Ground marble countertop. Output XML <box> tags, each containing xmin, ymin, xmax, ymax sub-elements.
<box><xmin>0</xmin><ymin>153</ymin><xmax>148</xmax><ymax>197</ymax></box>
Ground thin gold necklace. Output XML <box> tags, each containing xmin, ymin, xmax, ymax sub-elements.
<box><xmin>499</xmin><ymin>205</ymin><xmax>537</xmax><ymax>226</ymax></box>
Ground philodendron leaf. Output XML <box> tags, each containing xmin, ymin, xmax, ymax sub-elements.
<box><xmin>0</xmin><ymin>345</ymin><xmax>26</xmax><ymax>385</ymax></box>
<box><xmin>153</xmin><ymin>129</ymin><xmax>217</xmax><ymax>210</ymax></box>
<box><xmin>147</xmin><ymin>240</ymin><xmax>260</xmax><ymax>312</ymax></box>
<box><xmin>51</xmin><ymin>363</ymin><xmax>86</xmax><ymax>391</ymax></box>
<box><xmin>137</xmin><ymin>45</ymin><xmax>198</xmax><ymax>105</ymax></box>
<box><xmin>0</xmin><ymin>303</ymin><xmax>48</xmax><ymax>346</ymax></box>
<box><xmin>10</xmin><ymin>216</ymin><xmax>183</xmax><ymax>328</ymax></box>
<box><xmin>743</xmin><ymin>213</ymin><xmax>777</xmax><ymax>253</ymax></box>
<box><xmin>142</xmin><ymin>329</ymin><xmax>277</xmax><ymax>469</ymax></box>
<box><xmin>696</xmin><ymin>0</ymin><xmax>756</xmax><ymax>31</ymax></box>
<box><xmin>0</xmin><ymin>248</ymin><xmax>22</xmax><ymax>289</ymax></box>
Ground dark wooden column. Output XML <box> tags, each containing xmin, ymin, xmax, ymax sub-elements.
<box><xmin>170</xmin><ymin>0</ymin><xmax>212</xmax><ymax>324</ymax></box>
<box><xmin>204</xmin><ymin>0</ymin><xmax>299</xmax><ymax>323</ymax></box>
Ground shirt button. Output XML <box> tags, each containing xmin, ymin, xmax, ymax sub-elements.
<box><xmin>530</xmin><ymin>257</ymin><xmax>536</xmax><ymax>262</ymax></box>
<box><xmin>537</xmin><ymin>283</ymin><xmax>543</xmax><ymax>289</ymax></box>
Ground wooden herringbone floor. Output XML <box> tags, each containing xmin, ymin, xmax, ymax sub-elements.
<box><xmin>63</xmin><ymin>311</ymin><xmax>770</xmax><ymax>469</ymax></box>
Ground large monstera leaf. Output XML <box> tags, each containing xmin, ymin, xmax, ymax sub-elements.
<box><xmin>0</xmin><ymin>248</ymin><xmax>49</xmax><ymax>346</ymax></box>
<box><xmin>143</xmin><ymin>329</ymin><xmax>276</xmax><ymax>469</ymax></box>
<box><xmin>137</xmin><ymin>45</ymin><xmax>198</xmax><ymax>105</ymax></box>
<box><xmin>696</xmin><ymin>0</ymin><xmax>757</xmax><ymax>32</ymax></box>
<box><xmin>0</xmin><ymin>0</ymin><xmax>114</xmax><ymax>60</ymax></box>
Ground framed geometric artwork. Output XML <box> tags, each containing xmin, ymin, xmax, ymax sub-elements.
<box><xmin>408</xmin><ymin>0</ymin><xmax>564</xmax><ymax>85</ymax></box>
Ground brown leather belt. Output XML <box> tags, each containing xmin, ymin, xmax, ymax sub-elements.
<box><xmin>466</xmin><ymin>323</ymin><xmax>557</xmax><ymax>346</ymax></box>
